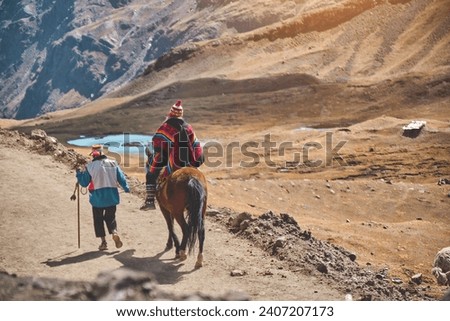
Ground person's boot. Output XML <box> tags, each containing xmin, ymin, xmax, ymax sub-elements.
<box><xmin>98</xmin><ymin>239</ymin><xmax>108</xmax><ymax>251</ymax></box>
<box><xmin>140</xmin><ymin>184</ymin><xmax>156</xmax><ymax>210</ymax></box>
<box><xmin>112</xmin><ymin>231</ymin><xmax>123</xmax><ymax>249</ymax></box>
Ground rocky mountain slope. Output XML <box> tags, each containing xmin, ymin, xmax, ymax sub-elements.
<box><xmin>1</xmin><ymin>0</ymin><xmax>449</xmax><ymax>120</ymax></box>
<box><xmin>1</xmin><ymin>0</ymin><xmax>206</xmax><ymax>119</ymax></box>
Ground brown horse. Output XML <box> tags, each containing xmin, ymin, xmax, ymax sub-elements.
<box><xmin>156</xmin><ymin>167</ymin><xmax>208</xmax><ymax>268</ymax></box>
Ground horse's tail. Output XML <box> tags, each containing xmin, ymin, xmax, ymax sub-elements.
<box><xmin>186</xmin><ymin>177</ymin><xmax>206</xmax><ymax>255</ymax></box>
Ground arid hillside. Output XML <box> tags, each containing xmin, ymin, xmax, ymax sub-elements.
<box><xmin>2</xmin><ymin>0</ymin><xmax>449</xmax><ymax>122</ymax></box>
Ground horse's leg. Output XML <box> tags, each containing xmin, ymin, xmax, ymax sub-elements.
<box><xmin>195</xmin><ymin>207</ymin><xmax>207</xmax><ymax>268</ymax></box>
<box><xmin>174</xmin><ymin>212</ymin><xmax>189</xmax><ymax>261</ymax></box>
<box><xmin>171</xmin><ymin>226</ymin><xmax>181</xmax><ymax>259</ymax></box>
<box><xmin>160</xmin><ymin>208</ymin><xmax>173</xmax><ymax>250</ymax></box>
<box><xmin>195</xmin><ymin>227</ymin><xmax>205</xmax><ymax>268</ymax></box>
<box><xmin>160</xmin><ymin>208</ymin><xmax>180</xmax><ymax>255</ymax></box>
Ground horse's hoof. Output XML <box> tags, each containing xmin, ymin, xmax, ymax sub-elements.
<box><xmin>195</xmin><ymin>253</ymin><xmax>203</xmax><ymax>268</ymax></box>
<box><xmin>179</xmin><ymin>250</ymin><xmax>187</xmax><ymax>261</ymax></box>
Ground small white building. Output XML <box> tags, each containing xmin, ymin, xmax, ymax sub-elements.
<box><xmin>402</xmin><ymin>120</ymin><xmax>426</xmax><ymax>138</ymax></box>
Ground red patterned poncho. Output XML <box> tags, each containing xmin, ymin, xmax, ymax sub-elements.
<box><xmin>149</xmin><ymin>117</ymin><xmax>203</xmax><ymax>178</ymax></box>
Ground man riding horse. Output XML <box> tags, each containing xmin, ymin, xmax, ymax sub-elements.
<box><xmin>140</xmin><ymin>100</ymin><xmax>204</xmax><ymax>210</ymax></box>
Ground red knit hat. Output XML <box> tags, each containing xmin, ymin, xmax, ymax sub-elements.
<box><xmin>89</xmin><ymin>144</ymin><xmax>103</xmax><ymax>157</ymax></box>
<box><xmin>91</xmin><ymin>150</ymin><xmax>101</xmax><ymax>158</ymax></box>
<box><xmin>168</xmin><ymin>100</ymin><xmax>183</xmax><ymax>118</ymax></box>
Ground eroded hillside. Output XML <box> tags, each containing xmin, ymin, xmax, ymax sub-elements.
<box><xmin>1</xmin><ymin>0</ymin><xmax>449</xmax><ymax>121</ymax></box>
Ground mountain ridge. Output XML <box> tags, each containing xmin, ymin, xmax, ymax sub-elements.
<box><xmin>1</xmin><ymin>0</ymin><xmax>448</xmax><ymax>120</ymax></box>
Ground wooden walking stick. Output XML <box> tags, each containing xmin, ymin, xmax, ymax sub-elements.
<box><xmin>77</xmin><ymin>183</ymin><xmax>80</xmax><ymax>248</ymax></box>
<box><xmin>70</xmin><ymin>182</ymin><xmax>81</xmax><ymax>248</ymax></box>
<box><xmin>71</xmin><ymin>156</ymin><xmax>87</xmax><ymax>249</ymax></box>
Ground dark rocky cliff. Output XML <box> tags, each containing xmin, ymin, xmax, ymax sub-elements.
<box><xmin>0</xmin><ymin>0</ymin><xmax>219</xmax><ymax>119</ymax></box>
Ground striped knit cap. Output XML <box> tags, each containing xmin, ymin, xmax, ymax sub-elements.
<box><xmin>168</xmin><ymin>100</ymin><xmax>183</xmax><ymax>118</ymax></box>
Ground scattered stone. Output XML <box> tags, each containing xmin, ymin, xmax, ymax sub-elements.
<box><xmin>391</xmin><ymin>277</ymin><xmax>403</xmax><ymax>284</ymax></box>
<box><xmin>442</xmin><ymin>289</ymin><xmax>450</xmax><ymax>301</ymax></box>
<box><xmin>316</xmin><ymin>262</ymin><xmax>328</xmax><ymax>274</ymax></box>
<box><xmin>431</xmin><ymin>247</ymin><xmax>450</xmax><ymax>285</ymax></box>
<box><xmin>411</xmin><ymin>273</ymin><xmax>422</xmax><ymax>285</ymax></box>
<box><xmin>54</xmin><ymin>150</ymin><xmax>65</xmax><ymax>158</ymax></box>
<box><xmin>30</xmin><ymin>129</ymin><xmax>47</xmax><ymax>139</ymax></box>
<box><xmin>274</xmin><ymin>237</ymin><xmax>286</xmax><ymax>248</ymax></box>
<box><xmin>253</xmin><ymin>227</ymin><xmax>262</xmax><ymax>234</ymax></box>
<box><xmin>347</xmin><ymin>253</ymin><xmax>357</xmax><ymax>262</ymax></box>
<box><xmin>45</xmin><ymin>136</ymin><xmax>58</xmax><ymax>145</ymax></box>
<box><xmin>437</xmin><ymin>178</ymin><xmax>450</xmax><ymax>185</ymax></box>
<box><xmin>239</xmin><ymin>220</ymin><xmax>250</xmax><ymax>231</ymax></box>
<box><xmin>207</xmin><ymin>178</ymin><xmax>218</xmax><ymax>186</ymax></box>
<box><xmin>206</xmin><ymin>209</ymin><xmax>221</xmax><ymax>217</ymax></box>
<box><xmin>229</xmin><ymin>212</ymin><xmax>253</xmax><ymax>229</ymax></box>
<box><xmin>230</xmin><ymin>270</ymin><xmax>246</xmax><ymax>277</ymax></box>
